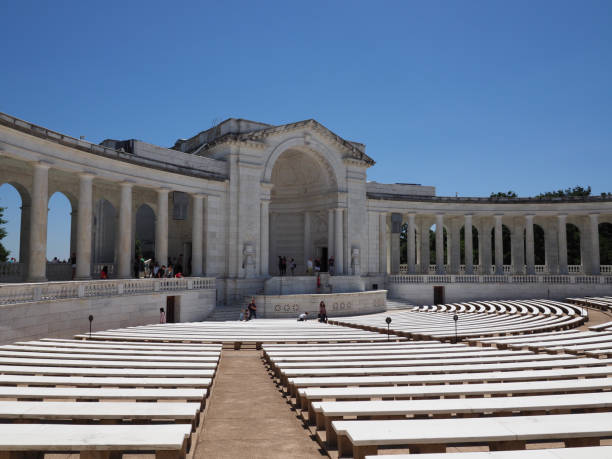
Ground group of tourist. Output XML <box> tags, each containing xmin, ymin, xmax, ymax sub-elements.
<box><xmin>277</xmin><ymin>256</ymin><xmax>297</xmax><ymax>276</ymax></box>
<box><xmin>239</xmin><ymin>298</ymin><xmax>258</xmax><ymax>321</ymax></box>
<box><xmin>277</xmin><ymin>255</ymin><xmax>336</xmax><ymax>276</ymax></box>
<box><xmin>96</xmin><ymin>254</ymin><xmax>189</xmax><ymax>280</ymax></box>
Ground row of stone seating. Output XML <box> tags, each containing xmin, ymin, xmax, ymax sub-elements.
<box><xmin>330</xmin><ymin>300</ymin><xmax>586</xmax><ymax>342</ymax></box>
<box><xmin>568</xmin><ymin>296</ymin><xmax>612</xmax><ymax>311</ymax></box>
<box><xmin>0</xmin><ymin>337</ymin><xmax>221</xmax><ymax>459</ymax></box>
<box><xmin>263</xmin><ymin>338</ymin><xmax>612</xmax><ymax>459</ymax></box>
<box><xmin>411</xmin><ymin>299</ymin><xmax>585</xmax><ymax>316</ymax></box>
<box><xmin>76</xmin><ymin>319</ymin><xmax>400</xmax><ymax>349</ymax></box>
<box><xmin>469</xmin><ymin>328</ymin><xmax>612</xmax><ymax>359</ymax></box>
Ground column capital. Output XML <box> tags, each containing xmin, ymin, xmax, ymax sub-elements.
<box><xmin>558</xmin><ymin>213</ymin><xmax>568</xmax><ymax>219</ymax></box>
<box><xmin>79</xmin><ymin>171</ymin><xmax>96</xmax><ymax>180</ymax></box>
<box><xmin>157</xmin><ymin>187</ymin><xmax>171</xmax><ymax>194</ymax></box>
<box><xmin>589</xmin><ymin>213</ymin><xmax>600</xmax><ymax>218</ymax></box>
<box><xmin>260</xmin><ymin>182</ymin><xmax>274</xmax><ymax>190</ymax></box>
<box><xmin>191</xmin><ymin>192</ymin><xmax>205</xmax><ymax>200</ymax></box>
<box><xmin>525</xmin><ymin>214</ymin><xmax>535</xmax><ymax>220</ymax></box>
<box><xmin>494</xmin><ymin>213</ymin><xmax>504</xmax><ymax>218</ymax></box>
<box><xmin>32</xmin><ymin>160</ymin><xmax>51</xmax><ymax>170</ymax></box>
<box><xmin>119</xmin><ymin>180</ymin><xmax>134</xmax><ymax>188</ymax></box>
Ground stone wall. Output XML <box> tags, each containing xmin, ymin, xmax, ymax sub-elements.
<box><xmin>256</xmin><ymin>290</ymin><xmax>386</xmax><ymax>319</ymax></box>
<box><xmin>0</xmin><ymin>289</ymin><xmax>216</xmax><ymax>345</ymax></box>
<box><xmin>388</xmin><ymin>282</ymin><xmax>612</xmax><ymax>305</ymax></box>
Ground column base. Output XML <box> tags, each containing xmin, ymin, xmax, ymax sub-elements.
<box><xmin>26</xmin><ymin>276</ymin><xmax>47</xmax><ymax>283</ymax></box>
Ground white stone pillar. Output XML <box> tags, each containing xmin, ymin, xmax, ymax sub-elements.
<box><xmin>419</xmin><ymin>219</ymin><xmax>431</xmax><ymax>273</ymax></box>
<box><xmin>155</xmin><ymin>188</ymin><xmax>169</xmax><ymax>266</ymax></box>
<box><xmin>525</xmin><ymin>215</ymin><xmax>535</xmax><ymax>275</ymax></box>
<box><xmin>589</xmin><ymin>213</ymin><xmax>600</xmax><ymax>275</ymax></box>
<box><xmin>494</xmin><ymin>214</ymin><xmax>503</xmax><ymax>274</ymax></box>
<box><xmin>378</xmin><ymin>213</ymin><xmax>387</xmax><ymax>274</ymax></box>
<box><xmin>117</xmin><ymin>182</ymin><xmax>133</xmax><ymax>278</ymax></box>
<box><xmin>75</xmin><ymin>173</ymin><xmax>94</xmax><ymax>280</ymax></box>
<box><xmin>464</xmin><ymin>214</ymin><xmax>473</xmax><ymax>274</ymax></box>
<box><xmin>190</xmin><ymin>194</ymin><xmax>204</xmax><ymax>277</ymax></box>
<box><xmin>558</xmin><ymin>214</ymin><xmax>568</xmax><ymax>275</ymax></box>
<box><xmin>406</xmin><ymin>213</ymin><xmax>416</xmax><ymax>274</ymax></box>
<box><xmin>260</xmin><ymin>199</ymin><xmax>270</xmax><ymax>276</ymax></box>
<box><xmin>335</xmin><ymin>208</ymin><xmax>344</xmax><ymax>275</ymax></box>
<box><xmin>304</xmin><ymin>211</ymin><xmax>311</xmax><ymax>267</ymax></box>
<box><xmin>435</xmin><ymin>214</ymin><xmax>444</xmax><ymax>274</ymax></box>
<box><xmin>479</xmin><ymin>219</ymin><xmax>493</xmax><ymax>274</ymax></box>
<box><xmin>511</xmin><ymin>219</ymin><xmax>525</xmax><ymax>274</ymax></box>
<box><xmin>449</xmin><ymin>219</ymin><xmax>461</xmax><ymax>274</ymax></box>
<box><xmin>27</xmin><ymin>162</ymin><xmax>50</xmax><ymax>282</ymax></box>
<box><xmin>327</xmin><ymin>209</ymin><xmax>334</xmax><ymax>268</ymax></box>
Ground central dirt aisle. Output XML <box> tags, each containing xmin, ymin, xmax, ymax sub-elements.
<box><xmin>194</xmin><ymin>349</ymin><xmax>325</xmax><ymax>459</ymax></box>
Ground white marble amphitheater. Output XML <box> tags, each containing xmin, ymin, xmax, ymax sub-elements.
<box><xmin>2</xmin><ymin>111</ymin><xmax>612</xmax><ymax>458</ymax></box>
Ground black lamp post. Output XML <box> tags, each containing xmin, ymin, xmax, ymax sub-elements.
<box><xmin>88</xmin><ymin>315</ymin><xmax>93</xmax><ymax>339</ymax></box>
<box><xmin>453</xmin><ymin>314</ymin><xmax>458</xmax><ymax>344</ymax></box>
<box><xmin>385</xmin><ymin>316</ymin><xmax>392</xmax><ymax>341</ymax></box>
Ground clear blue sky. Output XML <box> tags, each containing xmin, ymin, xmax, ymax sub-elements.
<box><xmin>1</xmin><ymin>0</ymin><xmax>611</xmax><ymax>260</ymax></box>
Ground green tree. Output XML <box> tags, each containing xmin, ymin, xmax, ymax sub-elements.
<box><xmin>490</xmin><ymin>191</ymin><xmax>517</xmax><ymax>198</ymax></box>
<box><xmin>0</xmin><ymin>206</ymin><xmax>9</xmax><ymax>262</ymax></box>
<box><xmin>536</xmin><ymin>185</ymin><xmax>591</xmax><ymax>198</ymax></box>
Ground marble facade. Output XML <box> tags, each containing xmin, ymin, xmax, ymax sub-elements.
<box><xmin>1</xmin><ymin>112</ymin><xmax>611</xmax><ymax>304</ymax></box>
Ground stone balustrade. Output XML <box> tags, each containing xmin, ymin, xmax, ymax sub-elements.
<box><xmin>398</xmin><ymin>263</ymin><xmax>609</xmax><ymax>276</ymax></box>
<box><xmin>0</xmin><ymin>277</ymin><xmax>216</xmax><ymax>306</ymax></box>
<box><xmin>388</xmin><ymin>274</ymin><xmax>612</xmax><ymax>284</ymax></box>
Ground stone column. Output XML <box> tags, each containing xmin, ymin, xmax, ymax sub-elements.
<box><xmin>117</xmin><ymin>182</ymin><xmax>133</xmax><ymax>278</ymax></box>
<box><xmin>589</xmin><ymin>213</ymin><xmax>600</xmax><ymax>275</ymax></box>
<box><xmin>511</xmin><ymin>219</ymin><xmax>525</xmax><ymax>274</ymax></box>
<box><xmin>260</xmin><ymin>199</ymin><xmax>270</xmax><ymax>276</ymax></box>
<box><xmin>419</xmin><ymin>219</ymin><xmax>431</xmax><ymax>273</ymax></box>
<box><xmin>464</xmin><ymin>214</ymin><xmax>473</xmax><ymax>274</ymax></box>
<box><xmin>494</xmin><ymin>215</ymin><xmax>503</xmax><ymax>274</ymax></box>
<box><xmin>27</xmin><ymin>162</ymin><xmax>50</xmax><ymax>282</ymax></box>
<box><xmin>327</xmin><ymin>209</ymin><xmax>334</xmax><ymax>268</ymax></box>
<box><xmin>155</xmin><ymin>188</ymin><xmax>169</xmax><ymax>266</ymax></box>
<box><xmin>304</xmin><ymin>211</ymin><xmax>311</xmax><ymax>267</ymax></box>
<box><xmin>449</xmin><ymin>219</ymin><xmax>461</xmax><ymax>274</ymax></box>
<box><xmin>525</xmin><ymin>215</ymin><xmax>535</xmax><ymax>275</ymax></box>
<box><xmin>75</xmin><ymin>173</ymin><xmax>94</xmax><ymax>279</ymax></box>
<box><xmin>435</xmin><ymin>214</ymin><xmax>444</xmax><ymax>274</ymax></box>
<box><xmin>558</xmin><ymin>214</ymin><xmax>568</xmax><ymax>275</ymax></box>
<box><xmin>69</xmin><ymin>210</ymin><xmax>78</xmax><ymax>260</ymax></box>
<box><xmin>479</xmin><ymin>219</ymin><xmax>492</xmax><ymax>274</ymax></box>
<box><xmin>378</xmin><ymin>213</ymin><xmax>387</xmax><ymax>274</ymax></box>
<box><xmin>406</xmin><ymin>213</ymin><xmax>416</xmax><ymax>274</ymax></box>
<box><xmin>190</xmin><ymin>194</ymin><xmax>204</xmax><ymax>277</ymax></box>
<box><xmin>335</xmin><ymin>208</ymin><xmax>344</xmax><ymax>275</ymax></box>
<box><xmin>390</xmin><ymin>213</ymin><xmax>402</xmax><ymax>274</ymax></box>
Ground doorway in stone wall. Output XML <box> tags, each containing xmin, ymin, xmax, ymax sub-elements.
<box><xmin>166</xmin><ymin>296</ymin><xmax>177</xmax><ymax>323</ymax></box>
<box><xmin>316</xmin><ymin>247</ymin><xmax>328</xmax><ymax>272</ymax></box>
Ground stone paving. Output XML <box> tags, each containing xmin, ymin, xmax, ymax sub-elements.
<box><xmin>194</xmin><ymin>350</ymin><xmax>326</xmax><ymax>459</ymax></box>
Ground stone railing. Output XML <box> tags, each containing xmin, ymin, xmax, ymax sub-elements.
<box><xmin>388</xmin><ymin>274</ymin><xmax>612</xmax><ymax>284</ymax></box>
<box><xmin>399</xmin><ymin>264</ymin><xmax>607</xmax><ymax>275</ymax></box>
<box><xmin>0</xmin><ymin>277</ymin><xmax>216</xmax><ymax>306</ymax></box>
<box><xmin>0</xmin><ymin>263</ymin><xmax>23</xmax><ymax>282</ymax></box>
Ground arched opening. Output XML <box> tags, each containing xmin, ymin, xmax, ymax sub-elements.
<box><xmin>534</xmin><ymin>224</ymin><xmax>546</xmax><ymax>266</ymax></box>
<box><xmin>135</xmin><ymin>204</ymin><xmax>156</xmax><ymax>261</ymax></box>
<box><xmin>93</xmin><ymin>199</ymin><xmax>117</xmax><ymax>277</ymax></box>
<box><xmin>491</xmin><ymin>224</ymin><xmax>511</xmax><ymax>266</ymax></box>
<box><xmin>0</xmin><ymin>183</ymin><xmax>29</xmax><ymax>282</ymax></box>
<box><xmin>566</xmin><ymin>223</ymin><xmax>581</xmax><ymax>267</ymax></box>
<box><xmin>429</xmin><ymin>224</ymin><xmax>448</xmax><ymax>268</ymax></box>
<box><xmin>459</xmin><ymin>225</ymin><xmax>479</xmax><ymax>267</ymax></box>
<box><xmin>269</xmin><ymin>148</ymin><xmax>338</xmax><ymax>275</ymax></box>
<box><xmin>600</xmin><ymin>222</ymin><xmax>612</xmax><ymax>266</ymax></box>
<box><xmin>46</xmin><ymin>192</ymin><xmax>73</xmax><ymax>280</ymax></box>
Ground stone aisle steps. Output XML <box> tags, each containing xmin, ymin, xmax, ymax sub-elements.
<box><xmin>195</xmin><ymin>350</ymin><xmax>325</xmax><ymax>458</ymax></box>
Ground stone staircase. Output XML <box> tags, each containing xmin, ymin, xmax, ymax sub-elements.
<box><xmin>205</xmin><ymin>304</ymin><xmax>245</xmax><ymax>322</ymax></box>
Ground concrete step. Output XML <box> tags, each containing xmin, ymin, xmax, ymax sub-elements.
<box><xmin>386</xmin><ymin>299</ymin><xmax>415</xmax><ymax>311</ymax></box>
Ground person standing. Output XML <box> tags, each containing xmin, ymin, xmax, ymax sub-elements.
<box><xmin>307</xmin><ymin>258</ymin><xmax>313</xmax><ymax>275</ymax></box>
<box><xmin>282</xmin><ymin>256</ymin><xmax>287</xmax><ymax>276</ymax></box>
<box><xmin>278</xmin><ymin>256</ymin><xmax>283</xmax><ymax>276</ymax></box>
<box><xmin>159</xmin><ymin>308</ymin><xmax>166</xmax><ymax>324</ymax></box>
<box><xmin>318</xmin><ymin>301</ymin><xmax>327</xmax><ymax>323</ymax></box>
<box><xmin>248</xmin><ymin>297</ymin><xmax>257</xmax><ymax>319</ymax></box>
<box><xmin>290</xmin><ymin>258</ymin><xmax>296</xmax><ymax>276</ymax></box>
<box><xmin>100</xmin><ymin>266</ymin><xmax>108</xmax><ymax>280</ymax></box>
<box><xmin>328</xmin><ymin>256</ymin><xmax>335</xmax><ymax>275</ymax></box>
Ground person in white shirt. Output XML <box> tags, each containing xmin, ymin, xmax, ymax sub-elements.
<box><xmin>297</xmin><ymin>312</ymin><xmax>308</xmax><ymax>322</ymax></box>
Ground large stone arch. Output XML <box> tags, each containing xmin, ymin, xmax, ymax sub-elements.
<box><xmin>262</xmin><ymin>135</ymin><xmax>346</xmax><ymax>192</ymax></box>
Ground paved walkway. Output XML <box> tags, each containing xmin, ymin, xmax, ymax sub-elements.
<box><xmin>194</xmin><ymin>350</ymin><xmax>326</xmax><ymax>459</ymax></box>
